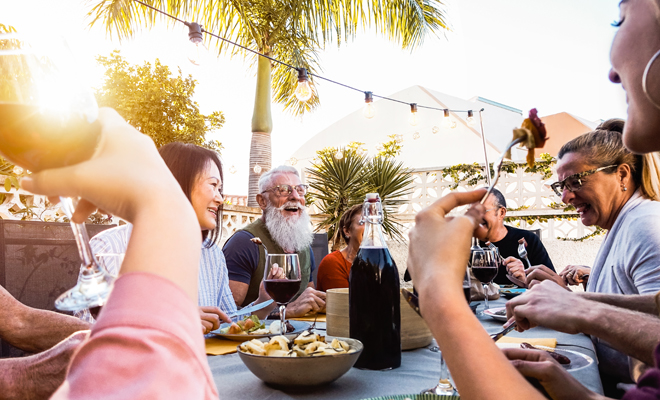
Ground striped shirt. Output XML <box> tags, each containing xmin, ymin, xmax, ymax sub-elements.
<box><xmin>75</xmin><ymin>224</ymin><xmax>237</xmax><ymax>323</ymax></box>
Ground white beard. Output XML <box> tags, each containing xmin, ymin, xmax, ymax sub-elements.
<box><xmin>264</xmin><ymin>202</ymin><xmax>313</xmax><ymax>253</ymax></box>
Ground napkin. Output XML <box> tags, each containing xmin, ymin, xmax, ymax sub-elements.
<box><xmin>496</xmin><ymin>337</ymin><xmax>557</xmax><ymax>349</ymax></box>
<box><xmin>290</xmin><ymin>313</ymin><xmax>326</xmax><ymax>323</ymax></box>
<box><xmin>205</xmin><ymin>337</ymin><xmax>239</xmax><ymax>355</ymax></box>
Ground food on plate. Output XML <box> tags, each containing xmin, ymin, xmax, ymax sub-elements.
<box><xmin>221</xmin><ymin>315</ymin><xmax>269</xmax><ymax>335</ymax></box>
<box><xmin>494</xmin><ymin>308</ymin><xmax>507</xmax><ymax>316</ymax></box>
<box><xmin>521</xmin><ymin>342</ymin><xmax>571</xmax><ymax>365</ymax></box>
<box><xmin>239</xmin><ymin>331</ymin><xmax>356</xmax><ymax>357</ymax></box>
<box><xmin>504</xmin><ymin>108</ymin><xmax>549</xmax><ymax>167</ymax></box>
<box><xmin>268</xmin><ymin>320</ymin><xmax>295</xmax><ymax>334</ymax></box>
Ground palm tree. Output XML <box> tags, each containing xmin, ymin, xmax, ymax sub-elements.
<box><xmin>86</xmin><ymin>0</ymin><xmax>449</xmax><ymax>206</ymax></box>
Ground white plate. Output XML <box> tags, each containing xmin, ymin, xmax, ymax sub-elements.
<box><xmin>497</xmin><ymin>343</ymin><xmax>594</xmax><ymax>371</ymax></box>
<box><xmin>484</xmin><ymin>307</ymin><xmax>508</xmax><ymax>322</ymax></box>
<box><xmin>211</xmin><ymin>320</ymin><xmax>310</xmax><ymax>341</ymax></box>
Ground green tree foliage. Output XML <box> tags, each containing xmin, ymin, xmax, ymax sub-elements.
<box><xmin>307</xmin><ymin>143</ymin><xmax>413</xmax><ymax>250</ymax></box>
<box><xmin>94</xmin><ymin>50</ymin><xmax>224</xmax><ymax>150</ymax></box>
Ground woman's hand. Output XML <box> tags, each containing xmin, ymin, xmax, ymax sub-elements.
<box><xmin>526</xmin><ymin>265</ymin><xmax>568</xmax><ymax>289</ymax></box>
<box><xmin>560</xmin><ymin>265</ymin><xmax>591</xmax><ymax>286</ymax></box>
<box><xmin>407</xmin><ymin>189</ymin><xmax>486</xmax><ymax>306</ymax></box>
<box><xmin>502</xmin><ymin>348</ymin><xmax>605</xmax><ymax>400</ymax></box>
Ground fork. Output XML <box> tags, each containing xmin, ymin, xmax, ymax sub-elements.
<box><xmin>490</xmin><ymin>320</ymin><xmax>517</xmax><ymax>342</ymax></box>
<box><xmin>517</xmin><ymin>239</ymin><xmax>532</xmax><ymax>270</ymax></box>
<box><xmin>481</xmin><ymin>137</ymin><xmax>525</xmax><ymax>204</ymax></box>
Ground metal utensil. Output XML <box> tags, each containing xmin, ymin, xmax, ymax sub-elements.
<box><xmin>481</xmin><ymin>137</ymin><xmax>525</xmax><ymax>204</ymax></box>
<box><xmin>490</xmin><ymin>320</ymin><xmax>517</xmax><ymax>342</ymax></box>
<box><xmin>517</xmin><ymin>239</ymin><xmax>532</xmax><ymax>270</ymax></box>
<box><xmin>226</xmin><ymin>299</ymin><xmax>274</xmax><ymax>319</ymax></box>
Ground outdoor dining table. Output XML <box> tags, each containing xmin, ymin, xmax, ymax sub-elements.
<box><xmin>207</xmin><ymin>298</ymin><xmax>604</xmax><ymax>399</ymax></box>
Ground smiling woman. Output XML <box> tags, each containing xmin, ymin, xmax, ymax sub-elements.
<box><xmin>74</xmin><ymin>142</ymin><xmax>239</xmax><ymax>335</ymax></box>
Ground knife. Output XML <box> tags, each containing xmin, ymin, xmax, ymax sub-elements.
<box><xmin>490</xmin><ymin>319</ymin><xmax>517</xmax><ymax>342</ymax></box>
<box><xmin>401</xmin><ymin>288</ymin><xmax>421</xmax><ymax>317</ymax></box>
<box><xmin>226</xmin><ymin>299</ymin><xmax>274</xmax><ymax>319</ymax></box>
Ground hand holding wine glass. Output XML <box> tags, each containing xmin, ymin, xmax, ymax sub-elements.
<box><xmin>263</xmin><ymin>254</ymin><xmax>302</xmax><ymax>335</ymax></box>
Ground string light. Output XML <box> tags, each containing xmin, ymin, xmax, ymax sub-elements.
<box><xmin>466</xmin><ymin>110</ymin><xmax>476</xmax><ymax>127</ymax></box>
<box><xmin>413</xmin><ymin>132</ymin><xmax>420</xmax><ymax>140</ymax></box>
<box><xmin>363</xmin><ymin>91</ymin><xmax>375</xmax><ymax>119</ymax></box>
<box><xmin>133</xmin><ymin>0</ymin><xmax>486</xmax><ymax>121</ymax></box>
<box><xmin>253</xmin><ymin>164</ymin><xmax>262</xmax><ymax>174</ymax></box>
<box><xmin>294</xmin><ymin>68</ymin><xmax>313</xmax><ymax>102</ymax></box>
<box><xmin>184</xmin><ymin>22</ymin><xmax>208</xmax><ymax>66</ymax></box>
<box><xmin>395</xmin><ymin>134</ymin><xmax>404</xmax><ymax>143</ymax></box>
<box><xmin>376</xmin><ymin>144</ymin><xmax>384</xmax><ymax>151</ymax></box>
<box><xmin>334</xmin><ymin>149</ymin><xmax>344</xmax><ymax>160</ymax></box>
<box><xmin>289</xmin><ymin>157</ymin><xmax>298</xmax><ymax>166</ymax></box>
<box><xmin>12</xmin><ymin>166</ymin><xmax>23</xmax><ymax>175</ymax></box>
<box><xmin>228</xmin><ymin>165</ymin><xmax>237</xmax><ymax>174</ymax></box>
<box><xmin>432</xmin><ymin>126</ymin><xmax>439</xmax><ymax>134</ymax></box>
<box><xmin>409</xmin><ymin>103</ymin><xmax>418</xmax><ymax>126</ymax></box>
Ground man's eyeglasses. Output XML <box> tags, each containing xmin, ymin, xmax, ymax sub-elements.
<box><xmin>261</xmin><ymin>184</ymin><xmax>309</xmax><ymax>197</ymax></box>
<box><xmin>550</xmin><ymin>165</ymin><xmax>617</xmax><ymax>197</ymax></box>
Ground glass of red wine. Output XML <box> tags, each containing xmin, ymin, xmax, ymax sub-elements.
<box><xmin>263</xmin><ymin>254</ymin><xmax>302</xmax><ymax>335</ymax></box>
<box><xmin>471</xmin><ymin>248</ymin><xmax>497</xmax><ymax>314</ymax></box>
<box><xmin>0</xmin><ymin>32</ymin><xmax>114</xmax><ymax>311</ymax></box>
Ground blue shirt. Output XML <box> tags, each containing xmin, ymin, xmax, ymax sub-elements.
<box><xmin>75</xmin><ymin>224</ymin><xmax>237</xmax><ymax>323</ymax></box>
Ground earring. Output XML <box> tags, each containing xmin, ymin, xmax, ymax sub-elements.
<box><xmin>643</xmin><ymin>49</ymin><xmax>660</xmax><ymax>110</ymax></box>
<box><xmin>622</xmin><ymin>185</ymin><xmax>627</xmax><ymax>192</ymax></box>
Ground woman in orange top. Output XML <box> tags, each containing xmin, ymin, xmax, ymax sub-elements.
<box><xmin>317</xmin><ymin>205</ymin><xmax>365</xmax><ymax>291</ymax></box>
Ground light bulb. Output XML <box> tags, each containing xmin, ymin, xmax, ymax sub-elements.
<box><xmin>395</xmin><ymin>134</ymin><xmax>404</xmax><ymax>143</ymax></box>
<box><xmin>253</xmin><ymin>164</ymin><xmax>262</xmax><ymax>174</ymax></box>
<box><xmin>12</xmin><ymin>166</ymin><xmax>23</xmax><ymax>175</ymax></box>
<box><xmin>363</xmin><ymin>91</ymin><xmax>375</xmax><ymax>119</ymax></box>
<box><xmin>376</xmin><ymin>144</ymin><xmax>384</xmax><ymax>151</ymax></box>
<box><xmin>334</xmin><ymin>150</ymin><xmax>344</xmax><ymax>160</ymax></box>
<box><xmin>467</xmin><ymin>110</ymin><xmax>476</xmax><ymax>127</ymax></box>
<box><xmin>413</xmin><ymin>132</ymin><xmax>420</xmax><ymax>140</ymax></box>
<box><xmin>450</xmin><ymin>118</ymin><xmax>457</xmax><ymax>129</ymax></box>
<box><xmin>432</xmin><ymin>126</ymin><xmax>439</xmax><ymax>134</ymax></box>
<box><xmin>409</xmin><ymin>103</ymin><xmax>418</xmax><ymax>126</ymax></box>
<box><xmin>294</xmin><ymin>68</ymin><xmax>313</xmax><ymax>102</ymax></box>
<box><xmin>185</xmin><ymin>22</ymin><xmax>208</xmax><ymax>66</ymax></box>
<box><xmin>442</xmin><ymin>109</ymin><xmax>452</xmax><ymax>128</ymax></box>
<box><xmin>289</xmin><ymin>157</ymin><xmax>298</xmax><ymax>166</ymax></box>
<box><xmin>228</xmin><ymin>165</ymin><xmax>237</xmax><ymax>174</ymax></box>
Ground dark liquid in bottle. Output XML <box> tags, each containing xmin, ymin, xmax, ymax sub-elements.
<box><xmin>0</xmin><ymin>103</ymin><xmax>101</xmax><ymax>171</ymax></box>
<box><xmin>463</xmin><ymin>286</ymin><xmax>471</xmax><ymax>303</ymax></box>
<box><xmin>349</xmin><ymin>247</ymin><xmax>401</xmax><ymax>370</ymax></box>
<box><xmin>472</xmin><ymin>267</ymin><xmax>498</xmax><ymax>283</ymax></box>
<box><xmin>264</xmin><ymin>279</ymin><xmax>301</xmax><ymax>304</ymax></box>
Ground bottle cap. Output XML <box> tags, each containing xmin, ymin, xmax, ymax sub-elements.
<box><xmin>365</xmin><ymin>193</ymin><xmax>380</xmax><ymax>202</ymax></box>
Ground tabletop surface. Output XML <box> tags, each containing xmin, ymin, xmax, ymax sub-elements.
<box><xmin>207</xmin><ymin>299</ymin><xmax>604</xmax><ymax>399</ymax></box>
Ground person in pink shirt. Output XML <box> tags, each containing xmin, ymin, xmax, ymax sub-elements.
<box><xmin>20</xmin><ymin>108</ymin><xmax>218</xmax><ymax>399</ymax></box>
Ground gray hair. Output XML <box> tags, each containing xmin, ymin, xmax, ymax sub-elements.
<box><xmin>258</xmin><ymin>165</ymin><xmax>301</xmax><ymax>193</ymax></box>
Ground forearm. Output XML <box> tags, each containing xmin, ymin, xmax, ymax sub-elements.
<box><xmin>580</xmin><ymin>292</ymin><xmax>658</xmax><ymax>315</ymax></box>
<box><xmin>0</xmin><ymin>338</ymin><xmax>81</xmax><ymax>400</ymax></box>
<box><xmin>580</xmin><ymin>302</ymin><xmax>660</xmax><ymax>365</ymax></box>
<box><xmin>4</xmin><ymin>310</ymin><xmax>90</xmax><ymax>353</ymax></box>
<box><xmin>420</xmin><ymin>285</ymin><xmax>544</xmax><ymax>400</ymax></box>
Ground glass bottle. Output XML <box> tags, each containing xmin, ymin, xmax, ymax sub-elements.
<box><xmin>349</xmin><ymin>193</ymin><xmax>401</xmax><ymax>370</ymax></box>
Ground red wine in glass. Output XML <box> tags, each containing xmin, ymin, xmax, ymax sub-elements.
<box><xmin>264</xmin><ymin>279</ymin><xmax>301</xmax><ymax>304</ymax></box>
<box><xmin>472</xmin><ymin>267</ymin><xmax>498</xmax><ymax>283</ymax></box>
<box><xmin>471</xmin><ymin>249</ymin><xmax>497</xmax><ymax>314</ymax></box>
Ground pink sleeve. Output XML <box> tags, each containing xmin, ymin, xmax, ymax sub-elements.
<box><xmin>52</xmin><ymin>273</ymin><xmax>218</xmax><ymax>400</ymax></box>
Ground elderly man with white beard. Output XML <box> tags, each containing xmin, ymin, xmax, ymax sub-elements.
<box><xmin>223</xmin><ymin>165</ymin><xmax>326</xmax><ymax>317</ymax></box>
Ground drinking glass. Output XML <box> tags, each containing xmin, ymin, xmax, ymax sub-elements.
<box><xmin>471</xmin><ymin>249</ymin><xmax>498</xmax><ymax>314</ymax></box>
<box><xmin>0</xmin><ymin>33</ymin><xmax>113</xmax><ymax>311</ymax></box>
<box><xmin>422</xmin><ymin>265</ymin><xmax>470</xmax><ymax>396</ymax></box>
<box><xmin>263</xmin><ymin>254</ymin><xmax>302</xmax><ymax>335</ymax></box>
<box><xmin>89</xmin><ymin>253</ymin><xmax>125</xmax><ymax>319</ymax></box>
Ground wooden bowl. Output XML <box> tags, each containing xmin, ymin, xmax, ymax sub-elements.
<box><xmin>325</xmin><ymin>288</ymin><xmax>432</xmax><ymax>350</ymax></box>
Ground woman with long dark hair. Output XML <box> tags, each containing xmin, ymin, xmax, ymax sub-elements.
<box><xmin>76</xmin><ymin>142</ymin><xmax>235</xmax><ymax>334</ymax></box>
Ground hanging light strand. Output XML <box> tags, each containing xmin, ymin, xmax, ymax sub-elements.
<box><xmin>130</xmin><ymin>0</ymin><xmax>487</xmax><ymax>115</ymax></box>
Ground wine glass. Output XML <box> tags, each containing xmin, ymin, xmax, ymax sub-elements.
<box><xmin>263</xmin><ymin>254</ymin><xmax>302</xmax><ymax>335</ymax></box>
<box><xmin>88</xmin><ymin>253</ymin><xmax>125</xmax><ymax>319</ymax></box>
<box><xmin>421</xmin><ymin>265</ymin><xmax>471</xmax><ymax>396</ymax></box>
<box><xmin>0</xmin><ymin>32</ymin><xmax>114</xmax><ymax>311</ymax></box>
<box><xmin>471</xmin><ymin>248</ymin><xmax>498</xmax><ymax>314</ymax></box>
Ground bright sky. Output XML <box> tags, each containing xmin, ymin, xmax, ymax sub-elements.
<box><xmin>1</xmin><ymin>0</ymin><xmax>625</xmax><ymax>196</ymax></box>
